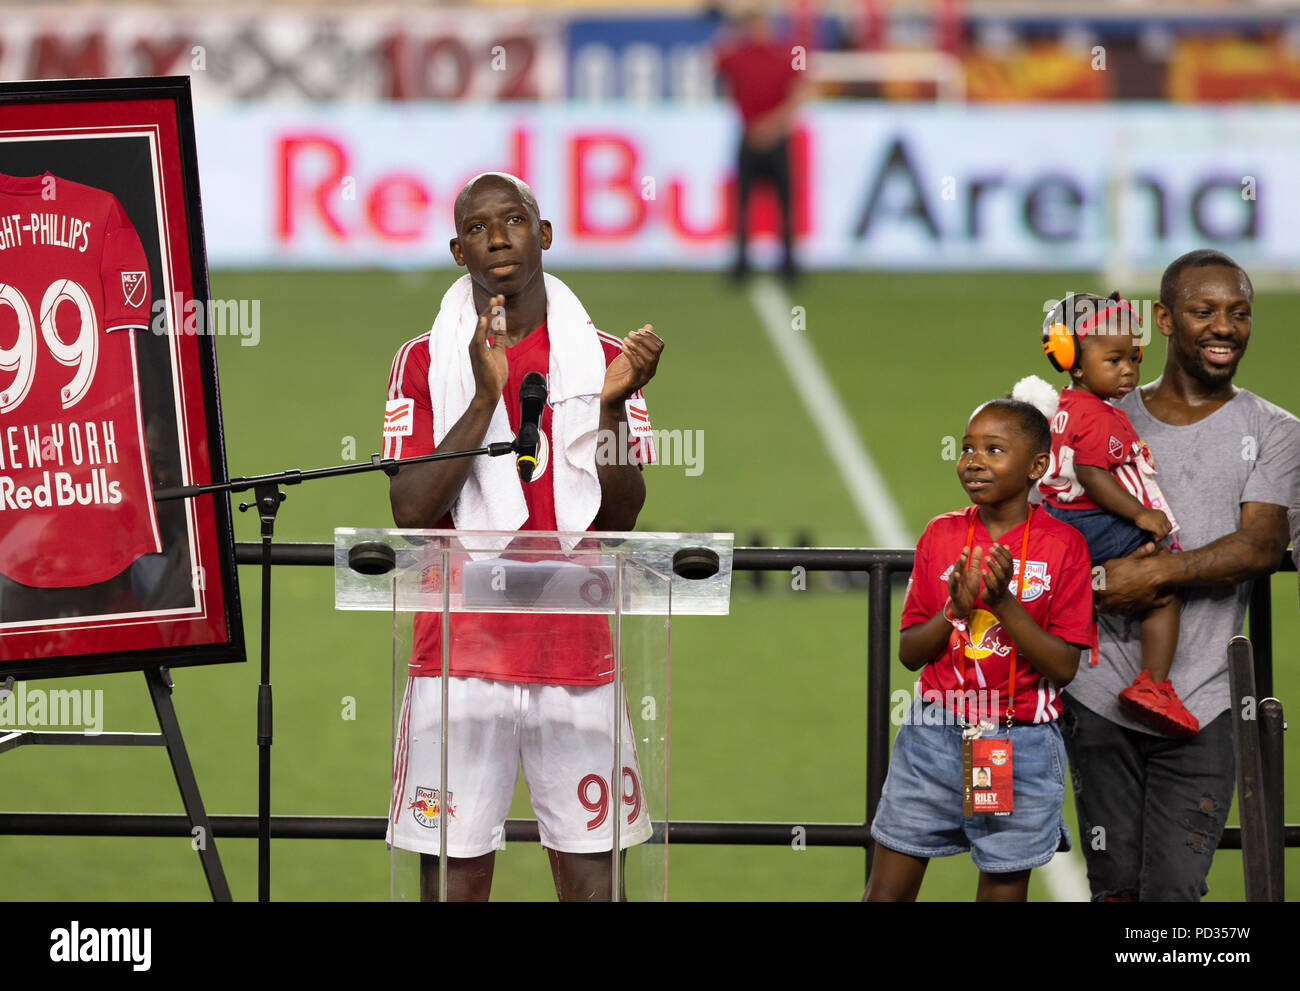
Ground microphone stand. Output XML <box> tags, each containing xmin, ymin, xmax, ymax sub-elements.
<box><xmin>154</xmin><ymin>440</ymin><xmax>516</xmax><ymax>902</ymax></box>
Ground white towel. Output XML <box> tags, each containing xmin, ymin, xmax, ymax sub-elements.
<box><xmin>427</xmin><ymin>273</ymin><xmax>607</xmax><ymax>546</ymax></box>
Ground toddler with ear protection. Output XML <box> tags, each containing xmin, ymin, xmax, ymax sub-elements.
<box><xmin>1014</xmin><ymin>292</ymin><xmax>1196</xmax><ymax>738</ymax></box>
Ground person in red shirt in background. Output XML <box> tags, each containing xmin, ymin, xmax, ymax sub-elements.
<box><xmin>714</xmin><ymin>7</ymin><xmax>810</xmax><ymax>283</ymax></box>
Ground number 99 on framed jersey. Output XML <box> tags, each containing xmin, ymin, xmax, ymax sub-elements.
<box><xmin>0</xmin><ymin>77</ymin><xmax>244</xmax><ymax>679</ymax></box>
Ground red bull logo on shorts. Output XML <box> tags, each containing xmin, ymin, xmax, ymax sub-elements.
<box><xmin>409</xmin><ymin>786</ymin><xmax>455</xmax><ymax>828</ymax></box>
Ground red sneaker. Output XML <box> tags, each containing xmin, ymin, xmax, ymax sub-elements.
<box><xmin>1118</xmin><ymin>671</ymin><xmax>1200</xmax><ymax>738</ymax></box>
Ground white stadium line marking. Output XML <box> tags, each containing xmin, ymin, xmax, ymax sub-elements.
<box><xmin>747</xmin><ymin>275</ymin><xmax>1091</xmax><ymax>903</ymax></box>
<box><xmin>1041</xmin><ymin>847</ymin><xmax>1091</xmax><ymax>902</ymax></box>
<box><xmin>746</xmin><ymin>277</ymin><xmax>910</xmax><ymax>547</ymax></box>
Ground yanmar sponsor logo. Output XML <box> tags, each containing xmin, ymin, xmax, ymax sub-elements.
<box><xmin>384</xmin><ymin>398</ymin><xmax>414</xmax><ymax>437</ymax></box>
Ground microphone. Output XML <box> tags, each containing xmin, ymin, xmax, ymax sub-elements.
<box><xmin>515</xmin><ymin>371</ymin><xmax>547</xmax><ymax>482</ymax></box>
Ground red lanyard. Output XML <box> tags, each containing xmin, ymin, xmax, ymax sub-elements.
<box><xmin>956</xmin><ymin>506</ymin><xmax>1033</xmax><ymax>727</ymax></box>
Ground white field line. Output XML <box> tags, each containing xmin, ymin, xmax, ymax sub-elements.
<box><xmin>746</xmin><ymin>277</ymin><xmax>910</xmax><ymax>547</ymax></box>
<box><xmin>1041</xmin><ymin>846</ymin><xmax>1091</xmax><ymax>902</ymax></box>
<box><xmin>747</xmin><ymin>276</ymin><xmax>1091</xmax><ymax>903</ymax></box>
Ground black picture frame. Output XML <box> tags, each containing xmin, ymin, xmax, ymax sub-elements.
<box><xmin>0</xmin><ymin>76</ymin><xmax>244</xmax><ymax>680</ymax></box>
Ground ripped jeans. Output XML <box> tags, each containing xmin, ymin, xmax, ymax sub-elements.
<box><xmin>1059</xmin><ymin>698</ymin><xmax>1234</xmax><ymax>901</ymax></box>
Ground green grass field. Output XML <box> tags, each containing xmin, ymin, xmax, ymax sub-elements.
<box><xmin>2</xmin><ymin>268</ymin><xmax>1297</xmax><ymax>901</ymax></box>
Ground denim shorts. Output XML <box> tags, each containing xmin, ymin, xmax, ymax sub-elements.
<box><xmin>1043</xmin><ymin>504</ymin><xmax>1149</xmax><ymax>565</ymax></box>
<box><xmin>870</xmin><ymin>703</ymin><xmax>1072</xmax><ymax>873</ymax></box>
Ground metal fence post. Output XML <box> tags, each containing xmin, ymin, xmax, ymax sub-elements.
<box><xmin>1248</xmin><ymin>578</ymin><xmax>1274</xmax><ymax>699</ymax></box>
<box><xmin>1227</xmin><ymin>635</ymin><xmax>1273</xmax><ymax>901</ymax></box>
<box><xmin>1259</xmin><ymin>697</ymin><xmax>1286</xmax><ymax>900</ymax></box>
<box><xmin>866</xmin><ymin>562</ymin><xmax>892</xmax><ymax>883</ymax></box>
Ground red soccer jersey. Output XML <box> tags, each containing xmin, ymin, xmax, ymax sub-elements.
<box><xmin>1040</xmin><ymin>388</ymin><xmax>1157</xmax><ymax>511</ymax></box>
<box><xmin>383</xmin><ymin>321</ymin><xmax>654</xmax><ymax>684</ymax></box>
<box><xmin>715</xmin><ymin>40</ymin><xmax>802</xmax><ymax>126</ymax></box>
<box><xmin>0</xmin><ymin>172</ymin><xmax>161</xmax><ymax>587</ymax></box>
<box><xmin>901</xmin><ymin>506</ymin><xmax>1094</xmax><ymax>724</ymax></box>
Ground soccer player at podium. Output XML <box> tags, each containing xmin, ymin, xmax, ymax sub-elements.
<box><xmin>380</xmin><ymin>172</ymin><xmax>664</xmax><ymax>901</ymax></box>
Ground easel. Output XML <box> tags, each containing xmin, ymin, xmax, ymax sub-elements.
<box><xmin>157</xmin><ymin>444</ymin><xmax>515</xmax><ymax>901</ymax></box>
<box><xmin>0</xmin><ymin>665</ymin><xmax>231</xmax><ymax>901</ymax></box>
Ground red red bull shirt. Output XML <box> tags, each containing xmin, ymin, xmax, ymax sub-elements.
<box><xmin>0</xmin><ymin>172</ymin><xmax>161</xmax><ymax>587</ymax></box>
<box><xmin>1041</xmin><ymin>388</ymin><xmax>1156</xmax><ymax>512</ymax></box>
<box><xmin>383</xmin><ymin>321</ymin><xmax>653</xmax><ymax>686</ymax></box>
<box><xmin>902</xmin><ymin>506</ymin><xmax>1094</xmax><ymax>723</ymax></box>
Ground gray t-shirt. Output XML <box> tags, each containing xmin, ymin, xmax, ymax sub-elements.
<box><xmin>1066</xmin><ymin>387</ymin><xmax>1300</xmax><ymax>731</ymax></box>
<box><xmin>1291</xmin><ymin>497</ymin><xmax>1300</xmax><ymax>608</ymax></box>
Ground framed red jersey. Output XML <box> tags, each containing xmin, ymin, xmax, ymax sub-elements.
<box><xmin>0</xmin><ymin>77</ymin><xmax>244</xmax><ymax>679</ymax></box>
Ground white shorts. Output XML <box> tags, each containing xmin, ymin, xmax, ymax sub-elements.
<box><xmin>387</xmin><ymin>676</ymin><xmax>653</xmax><ymax>857</ymax></box>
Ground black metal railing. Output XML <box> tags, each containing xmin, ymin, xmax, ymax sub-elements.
<box><xmin>1</xmin><ymin>541</ymin><xmax>1293</xmax><ymax>897</ymax></box>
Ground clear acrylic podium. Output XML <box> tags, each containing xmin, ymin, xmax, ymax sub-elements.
<box><xmin>335</xmin><ymin>528</ymin><xmax>733</xmax><ymax>901</ymax></box>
